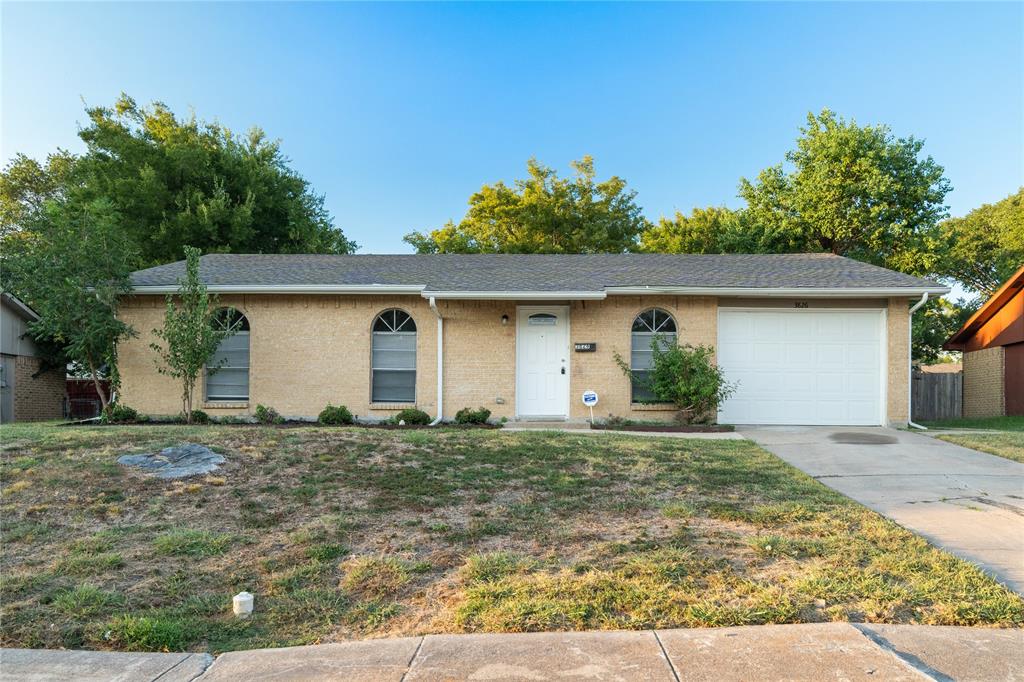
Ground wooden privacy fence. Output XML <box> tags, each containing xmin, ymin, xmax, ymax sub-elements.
<box><xmin>911</xmin><ymin>371</ymin><xmax>962</xmax><ymax>421</ymax></box>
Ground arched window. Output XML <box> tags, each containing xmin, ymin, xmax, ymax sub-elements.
<box><xmin>372</xmin><ymin>309</ymin><xmax>417</xmax><ymax>403</ymax></box>
<box><xmin>205</xmin><ymin>308</ymin><xmax>250</xmax><ymax>402</ymax></box>
<box><xmin>631</xmin><ymin>308</ymin><xmax>677</xmax><ymax>402</ymax></box>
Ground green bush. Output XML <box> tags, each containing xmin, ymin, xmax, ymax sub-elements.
<box><xmin>318</xmin><ymin>404</ymin><xmax>354</xmax><ymax>425</ymax></box>
<box><xmin>254</xmin><ymin>404</ymin><xmax>284</xmax><ymax>424</ymax></box>
<box><xmin>393</xmin><ymin>408</ymin><xmax>431</xmax><ymax>425</ymax></box>
<box><xmin>614</xmin><ymin>337</ymin><xmax>736</xmax><ymax>423</ymax></box>
<box><xmin>187</xmin><ymin>409</ymin><xmax>210</xmax><ymax>424</ymax></box>
<box><xmin>101</xmin><ymin>403</ymin><xmax>138</xmax><ymax>423</ymax></box>
<box><xmin>454</xmin><ymin>407</ymin><xmax>491</xmax><ymax>425</ymax></box>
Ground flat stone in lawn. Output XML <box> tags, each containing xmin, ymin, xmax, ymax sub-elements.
<box><xmin>118</xmin><ymin>442</ymin><xmax>225</xmax><ymax>479</ymax></box>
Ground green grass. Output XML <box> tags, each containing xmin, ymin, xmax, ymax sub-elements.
<box><xmin>936</xmin><ymin>432</ymin><xmax>1024</xmax><ymax>464</ymax></box>
<box><xmin>922</xmin><ymin>415</ymin><xmax>1024</xmax><ymax>431</ymax></box>
<box><xmin>1</xmin><ymin>422</ymin><xmax>1021</xmax><ymax>654</ymax></box>
<box><xmin>153</xmin><ymin>529</ymin><xmax>232</xmax><ymax>557</ymax></box>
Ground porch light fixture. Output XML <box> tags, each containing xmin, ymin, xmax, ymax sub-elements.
<box><xmin>501</xmin><ymin>314</ymin><xmax>509</xmax><ymax>325</ymax></box>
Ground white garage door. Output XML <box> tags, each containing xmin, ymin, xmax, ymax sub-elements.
<box><xmin>717</xmin><ymin>309</ymin><xmax>885</xmax><ymax>426</ymax></box>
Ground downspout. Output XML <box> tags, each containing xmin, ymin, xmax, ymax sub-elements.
<box><xmin>428</xmin><ymin>296</ymin><xmax>444</xmax><ymax>425</ymax></box>
<box><xmin>907</xmin><ymin>292</ymin><xmax>929</xmax><ymax>430</ymax></box>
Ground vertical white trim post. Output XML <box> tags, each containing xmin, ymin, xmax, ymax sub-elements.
<box><xmin>428</xmin><ymin>296</ymin><xmax>444</xmax><ymax>425</ymax></box>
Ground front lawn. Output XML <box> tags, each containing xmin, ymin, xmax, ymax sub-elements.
<box><xmin>922</xmin><ymin>415</ymin><xmax>1024</xmax><ymax>431</ymax></box>
<box><xmin>936</xmin><ymin>431</ymin><xmax>1024</xmax><ymax>464</ymax></box>
<box><xmin>1</xmin><ymin>424</ymin><xmax>1021</xmax><ymax>653</ymax></box>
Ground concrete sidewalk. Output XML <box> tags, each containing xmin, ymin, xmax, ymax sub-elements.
<box><xmin>3</xmin><ymin>624</ymin><xmax>1022</xmax><ymax>681</ymax></box>
<box><xmin>741</xmin><ymin>426</ymin><xmax>1024</xmax><ymax>593</ymax></box>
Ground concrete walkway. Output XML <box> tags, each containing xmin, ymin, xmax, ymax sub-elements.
<box><xmin>740</xmin><ymin>426</ymin><xmax>1024</xmax><ymax>593</ymax></box>
<box><xmin>2</xmin><ymin>624</ymin><xmax>1021</xmax><ymax>681</ymax></box>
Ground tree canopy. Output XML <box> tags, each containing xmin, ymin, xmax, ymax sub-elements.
<box><xmin>404</xmin><ymin>156</ymin><xmax>650</xmax><ymax>254</ymax></box>
<box><xmin>638</xmin><ymin>206</ymin><xmax>750</xmax><ymax>254</ymax></box>
<box><xmin>935</xmin><ymin>188</ymin><xmax>1023</xmax><ymax>297</ymax></box>
<box><xmin>0</xmin><ymin>197</ymin><xmax>137</xmax><ymax>410</ymax></box>
<box><xmin>1</xmin><ymin>94</ymin><xmax>355</xmax><ymax>266</ymax></box>
<box><xmin>737</xmin><ymin>110</ymin><xmax>951</xmax><ymax>275</ymax></box>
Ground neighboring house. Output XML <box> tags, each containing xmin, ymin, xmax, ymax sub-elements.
<box><xmin>944</xmin><ymin>264</ymin><xmax>1024</xmax><ymax>418</ymax></box>
<box><xmin>118</xmin><ymin>253</ymin><xmax>949</xmax><ymax>426</ymax></box>
<box><xmin>66</xmin><ymin>378</ymin><xmax>112</xmax><ymax>420</ymax></box>
<box><xmin>0</xmin><ymin>293</ymin><xmax>66</xmax><ymax>423</ymax></box>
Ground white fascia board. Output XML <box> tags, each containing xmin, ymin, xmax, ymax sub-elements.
<box><xmin>604</xmin><ymin>286</ymin><xmax>951</xmax><ymax>298</ymax></box>
<box><xmin>422</xmin><ymin>291</ymin><xmax>607</xmax><ymax>301</ymax></box>
<box><xmin>130</xmin><ymin>284</ymin><xmax>428</xmax><ymax>295</ymax></box>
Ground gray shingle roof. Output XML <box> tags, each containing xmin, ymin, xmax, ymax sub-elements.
<box><xmin>129</xmin><ymin>253</ymin><xmax>946</xmax><ymax>293</ymax></box>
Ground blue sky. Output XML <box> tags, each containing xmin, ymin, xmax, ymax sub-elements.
<box><xmin>3</xmin><ymin>2</ymin><xmax>1021</xmax><ymax>254</ymax></box>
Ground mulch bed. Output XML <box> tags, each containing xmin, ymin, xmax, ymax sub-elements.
<box><xmin>590</xmin><ymin>423</ymin><xmax>734</xmax><ymax>433</ymax></box>
<box><xmin>62</xmin><ymin>420</ymin><xmax>501</xmax><ymax>430</ymax></box>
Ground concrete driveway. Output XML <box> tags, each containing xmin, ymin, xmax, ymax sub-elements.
<box><xmin>740</xmin><ymin>426</ymin><xmax>1024</xmax><ymax>593</ymax></box>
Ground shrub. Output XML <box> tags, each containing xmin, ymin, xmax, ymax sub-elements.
<box><xmin>185</xmin><ymin>409</ymin><xmax>210</xmax><ymax>424</ymax></box>
<box><xmin>101</xmin><ymin>403</ymin><xmax>138</xmax><ymax>423</ymax></box>
<box><xmin>393</xmin><ymin>408</ymin><xmax>431</xmax><ymax>425</ymax></box>
<box><xmin>454</xmin><ymin>407</ymin><xmax>491</xmax><ymax>425</ymax></box>
<box><xmin>254</xmin><ymin>404</ymin><xmax>284</xmax><ymax>424</ymax></box>
<box><xmin>319</xmin><ymin>404</ymin><xmax>354</xmax><ymax>425</ymax></box>
<box><xmin>614</xmin><ymin>338</ymin><xmax>736</xmax><ymax>423</ymax></box>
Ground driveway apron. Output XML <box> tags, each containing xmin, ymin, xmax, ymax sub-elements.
<box><xmin>739</xmin><ymin>426</ymin><xmax>1024</xmax><ymax>593</ymax></box>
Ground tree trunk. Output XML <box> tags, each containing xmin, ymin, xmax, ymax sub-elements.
<box><xmin>88</xmin><ymin>359</ymin><xmax>109</xmax><ymax>414</ymax></box>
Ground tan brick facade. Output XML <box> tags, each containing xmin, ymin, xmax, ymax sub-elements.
<box><xmin>962</xmin><ymin>346</ymin><xmax>1006</xmax><ymax>418</ymax></box>
<box><xmin>117</xmin><ymin>294</ymin><xmax>912</xmax><ymax>424</ymax></box>
<box><xmin>887</xmin><ymin>298</ymin><xmax>910</xmax><ymax>425</ymax></box>
<box><xmin>10</xmin><ymin>355</ymin><xmax>65</xmax><ymax>421</ymax></box>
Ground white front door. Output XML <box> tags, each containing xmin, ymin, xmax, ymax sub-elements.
<box><xmin>516</xmin><ymin>306</ymin><xmax>570</xmax><ymax>418</ymax></box>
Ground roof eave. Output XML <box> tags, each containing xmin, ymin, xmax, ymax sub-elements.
<box><xmin>604</xmin><ymin>286</ymin><xmax>951</xmax><ymax>298</ymax></box>
<box><xmin>943</xmin><ymin>263</ymin><xmax>1024</xmax><ymax>349</ymax></box>
<box><xmin>423</xmin><ymin>290</ymin><xmax>608</xmax><ymax>301</ymax></box>
<box><xmin>129</xmin><ymin>284</ymin><xmax>428</xmax><ymax>295</ymax></box>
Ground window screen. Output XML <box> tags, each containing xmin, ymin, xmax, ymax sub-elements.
<box><xmin>631</xmin><ymin>308</ymin><xmax>676</xmax><ymax>402</ymax></box>
<box><xmin>205</xmin><ymin>308</ymin><xmax>250</xmax><ymax>401</ymax></box>
<box><xmin>372</xmin><ymin>309</ymin><xmax>416</xmax><ymax>403</ymax></box>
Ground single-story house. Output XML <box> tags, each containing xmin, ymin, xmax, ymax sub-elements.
<box><xmin>118</xmin><ymin>253</ymin><xmax>949</xmax><ymax>426</ymax></box>
<box><xmin>944</xmin><ymin>263</ymin><xmax>1024</xmax><ymax>418</ymax></box>
<box><xmin>1</xmin><ymin>293</ymin><xmax>66</xmax><ymax>423</ymax></box>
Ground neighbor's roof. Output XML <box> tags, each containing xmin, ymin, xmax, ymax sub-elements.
<box><xmin>1</xmin><ymin>292</ymin><xmax>40</xmax><ymax>321</ymax></box>
<box><xmin>128</xmin><ymin>253</ymin><xmax>949</xmax><ymax>299</ymax></box>
<box><xmin>944</xmin><ymin>263</ymin><xmax>1024</xmax><ymax>349</ymax></box>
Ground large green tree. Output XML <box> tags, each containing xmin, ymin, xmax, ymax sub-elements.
<box><xmin>0</xmin><ymin>151</ymin><xmax>80</xmax><ymax>238</ymax></box>
<box><xmin>404</xmin><ymin>156</ymin><xmax>650</xmax><ymax>253</ymax></box>
<box><xmin>638</xmin><ymin>206</ymin><xmax>752</xmax><ymax>254</ymax></box>
<box><xmin>936</xmin><ymin>188</ymin><xmax>1023</xmax><ymax>297</ymax></box>
<box><xmin>0</xmin><ymin>197</ymin><xmax>137</xmax><ymax>411</ymax></box>
<box><xmin>738</xmin><ymin>109</ymin><xmax>951</xmax><ymax>274</ymax></box>
<box><xmin>1</xmin><ymin>94</ymin><xmax>355</xmax><ymax>265</ymax></box>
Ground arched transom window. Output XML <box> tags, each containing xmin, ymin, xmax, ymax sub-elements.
<box><xmin>372</xmin><ymin>309</ymin><xmax>417</xmax><ymax>403</ymax></box>
<box><xmin>205</xmin><ymin>308</ymin><xmax>250</xmax><ymax>402</ymax></box>
<box><xmin>631</xmin><ymin>308</ymin><xmax>677</xmax><ymax>402</ymax></box>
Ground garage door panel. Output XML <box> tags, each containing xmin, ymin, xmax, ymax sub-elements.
<box><xmin>753</xmin><ymin>343</ymin><xmax>784</xmax><ymax>364</ymax></box>
<box><xmin>717</xmin><ymin>310</ymin><xmax>883</xmax><ymax>426</ymax></box>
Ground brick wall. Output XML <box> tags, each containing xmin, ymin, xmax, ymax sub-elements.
<box><xmin>13</xmin><ymin>355</ymin><xmax>65</xmax><ymax>421</ymax></box>
<box><xmin>887</xmin><ymin>298</ymin><xmax>910</xmax><ymax>425</ymax></box>
<box><xmin>118</xmin><ymin>293</ymin><xmax>911</xmax><ymax>424</ymax></box>
<box><xmin>963</xmin><ymin>346</ymin><xmax>1006</xmax><ymax>418</ymax></box>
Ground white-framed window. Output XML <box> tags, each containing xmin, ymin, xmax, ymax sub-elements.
<box><xmin>371</xmin><ymin>309</ymin><xmax>416</xmax><ymax>403</ymax></box>
<box><xmin>205</xmin><ymin>308</ymin><xmax>250</xmax><ymax>402</ymax></box>
<box><xmin>631</xmin><ymin>308</ymin><xmax>677</xmax><ymax>402</ymax></box>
